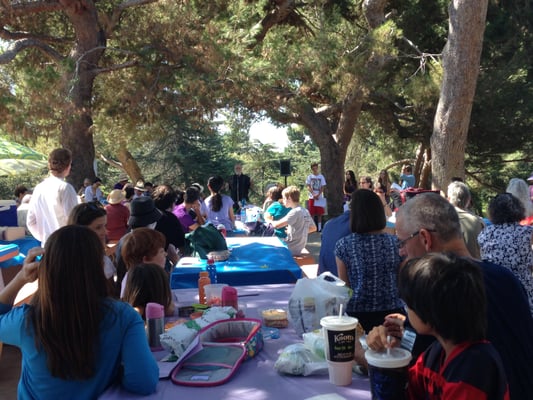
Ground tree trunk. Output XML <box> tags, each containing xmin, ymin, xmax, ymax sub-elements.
<box><xmin>431</xmin><ymin>0</ymin><xmax>488</xmax><ymax>193</ymax></box>
<box><xmin>60</xmin><ymin>0</ymin><xmax>105</xmax><ymax>188</ymax></box>
<box><xmin>117</xmin><ymin>147</ymin><xmax>144</xmax><ymax>184</ymax></box>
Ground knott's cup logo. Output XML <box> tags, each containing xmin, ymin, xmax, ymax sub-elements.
<box><xmin>334</xmin><ymin>332</ymin><xmax>355</xmax><ymax>344</ymax></box>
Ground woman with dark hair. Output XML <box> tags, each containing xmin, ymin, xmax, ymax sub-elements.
<box><xmin>264</xmin><ymin>185</ymin><xmax>290</xmax><ymax>238</ymax></box>
<box><xmin>343</xmin><ymin>170</ymin><xmax>357</xmax><ymax>202</ymax></box>
<box><xmin>205</xmin><ymin>175</ymin><xmax>235</xmax><ymax>231</ymax></box>
<box><xmin>68</xmin><ymin>203</ymin><xmax>115</xmax><ymax>292</ymax></box>
<box><xmin>0</xmin><ymin>226</ymin><xmax>158</xmax><ymax>398</ymax></box>
<box><xmin>335</xmin><ymin>189</ymin><xmax>404</xmax><ymax>332</ymax></box>
<box><xmin>151</xmin><ymin>184</ymin><xmax>185</xmax><ymax>262</ymax></box>
<box><xmin>122</xmin><ymin>263</ymin><xmax>174</xmax><ymax>319</ymax></box>
<box><xmin>359</xmin><ymin>175</ymin><xmax>373</xmax><ymax>190</ymax></box>
<box><xmin>377</xmin><ymin>169</ymin><xmax>391</xmax><ymax>203</ymax></box>
<box><xmin>478</xmin><ymin>193</ymin><xmax>533</xmax><ymax>315</ymax></box>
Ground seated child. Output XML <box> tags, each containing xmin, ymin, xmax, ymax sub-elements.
<box><xmin>122</xmin><ymin>263</ymin><xmax>174</xmax><ymax>318</ymax></box>
<box><xmin>398</xmin><ymin>253</ymin><xmax>509</xmax><ymax>399</ymax></box>
<box><xmin>120</xmin><ymin>228</ymin><xmax>168</xmax><ymax>298</ymax></box>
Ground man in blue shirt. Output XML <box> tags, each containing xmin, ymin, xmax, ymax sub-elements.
<box><xmin>318</xmin><ymin>210</ymin><xmax>351</xmax><ymax>276</ymax></box>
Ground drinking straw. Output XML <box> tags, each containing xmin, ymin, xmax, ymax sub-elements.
<box><xmin>338</xmin><ymin>304</ymin><xmax>343</xmax><ymax>318</ymax></box>
<box><xmin>386</xmin><ymin>335</ymin><xmax>391</xmax><ymax>356</ymax></box>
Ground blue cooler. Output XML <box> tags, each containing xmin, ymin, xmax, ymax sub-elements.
<box><xmin>0</xmin><ymin>201</ymin><xmax>17</xmax><ymax>227</ymax></box>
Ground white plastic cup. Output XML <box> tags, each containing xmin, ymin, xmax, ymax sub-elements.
<box><xmin>364</xmin><ymin>348</ymin><xmax>412</xmax><ymax>400</ymax></box>
<box><xmin>320</xmin><ymin>315</ymin><xmax>358</xmax><ymax>386</ymax></box>
<box><xmin>204</xmin><ymin>283</ymin><xmax>228</xmax><ymax>306</ymax></box>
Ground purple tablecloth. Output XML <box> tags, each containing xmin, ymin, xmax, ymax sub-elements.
<box><xmin>99</xmin><ymin>284</ymin><xmax>371</xmax><ymax>400</ymax></box>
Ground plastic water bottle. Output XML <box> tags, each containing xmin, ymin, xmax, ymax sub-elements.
<box><xmin>145</xmin><ymin>302</ymin><xmax>164</xmax><ymax>350</ymax></box>
<box><xmin>207</xmin><ymin>255</ymin><xmax>217</xmax><ymax>284</ymax></box>
<box><xmin>240</xmin><ymin>208</ymin><xmax>246</xmax><ymax>223</ymax></box>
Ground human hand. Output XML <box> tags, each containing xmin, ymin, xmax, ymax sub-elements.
<box><xmin>21</xmin><ymin>247</ymin><xmax>43</xmax><ymax>284</ymax></box>
<box><xmin>166</xmin><ymin>244</ymin><xmax>179</xmax><ymax>266</ymax></box>
<box><xmin>366</xmin><ymin>313</ymin><xmax>406</xmax><ymax>351</ymax></box>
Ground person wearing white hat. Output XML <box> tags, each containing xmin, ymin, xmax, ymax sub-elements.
<box><xmin>104</xmin><ymin>189</ymin><xmax>130</xmax><ymax>242</ymax></box>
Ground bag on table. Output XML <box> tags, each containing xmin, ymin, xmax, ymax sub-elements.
<box><xmin>288</xmin><ymin>272</ymin><xmax>351</xmax><ymax>336</ymax></box>
<box><xmin>185</xmin><ymin>222</ymin><xmax>228</xmax><ymax>259</ymax></box>
<box><xmin>170</xmin><ymin>318</ymin><xmax>263</xmax><ymax>387</ymax></box>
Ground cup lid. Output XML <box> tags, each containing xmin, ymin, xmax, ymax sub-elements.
<box><xmin>364</xmin><ymin>348</ymin><xmax>412</xmax><ymax>369</ymax></box>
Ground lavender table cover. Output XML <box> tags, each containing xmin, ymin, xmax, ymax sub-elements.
<box><xmin>99</xmin><ymin>284</ymin><xmax>371</xmax><ymax>400</ymax></box>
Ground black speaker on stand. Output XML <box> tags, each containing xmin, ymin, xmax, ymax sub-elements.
<box><xmin>280</xmin><ymin>159</ymin><xmax>291</xmax><ymax>187</ymax></box>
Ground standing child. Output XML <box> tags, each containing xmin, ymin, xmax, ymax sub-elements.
<box><xmin>399</xmin><ymin>253</ymin><xmax>509</xmax><ymax>399</ymax></box>
<box><xmin>305</xmin><ymin>162</ymin><xmax>327</xmax><ymax>231</ymax></box>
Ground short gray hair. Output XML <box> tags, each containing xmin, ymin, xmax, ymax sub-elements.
<box><xmin>397</xmin><ymin>193</ymin><xmax>462</xmax><ymax>242</ymax></box>
<box><xmin>447</xmin><ymin>181</ymin><xmax>471</xmax><ymax>209</ymax></box>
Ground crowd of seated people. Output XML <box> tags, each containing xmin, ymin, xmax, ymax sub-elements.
<box><xmin>5</xmin><ymin>160</ymin><xmax>533</xmax><ymax>398</ymax></box>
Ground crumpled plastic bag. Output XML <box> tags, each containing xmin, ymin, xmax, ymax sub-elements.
<box><xmin>302</xmin><ymin>329</ymin><xmax>326</xmax><ymax>359</ymax></box>
<box><xmin>274</xmin><ymin>343</ymin><xmax>328</xmax><ymax>376</ymax></box>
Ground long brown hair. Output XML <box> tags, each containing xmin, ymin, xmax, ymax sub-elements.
<box><xmin>28</xmin><ymin>225</ymin><xmax>108</xmax><ymax>379</ymax></box>
<box><xmin>122</xmin><ymin>263</ymin><xmax>172</xmax><ymax>318</ymax></box>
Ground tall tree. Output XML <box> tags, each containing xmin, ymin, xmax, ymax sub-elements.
<box><xmin>431</xmin><ymin>0</ymin><xmax>488</xmax><ymax>191</ymax></box>
<box><xmin>0</xmin><ymin>0</ymin><xmax>159</xmax><ymax>186</ymax></box>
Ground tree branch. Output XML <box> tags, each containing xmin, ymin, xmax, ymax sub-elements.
<box><xmin>0</xmin><ymin>38</ymin><xmax>64</xmax><ymax>64</ymax></box>
<box><xmin>97</xmin><ymin>152</ymin><xmax>125</xmax><ymax>171</ymax></box>
<box><xmin>4</xmin><ymin>0</ymin><xmax>63</xmax><ymax>16</ymax></box>
<box><xmin>100</xmin><ymin>0</ymin><xmax>159</xmax><ymax>37</ymax></box>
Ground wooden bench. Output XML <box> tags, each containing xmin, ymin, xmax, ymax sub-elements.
<box><xmin>293</xmin><ymin>248</ymin><xmax>318</xmax><ymax>279</ymax></box>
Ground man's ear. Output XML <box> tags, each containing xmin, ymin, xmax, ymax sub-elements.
<box><xmin>419</xmin><ymin>228</ymin><xmax>433</xmax><ymax>251</ymax></box>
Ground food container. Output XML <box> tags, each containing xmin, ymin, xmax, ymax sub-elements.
<box><xmin>261</xmin><ymin>308</ymin><xmax>289</xmax><ymax>328</ymax></box>
<box><xmin>204</xmin><ymin>283</ymin><xmax>229</xmax><ymax>306</ymax></box>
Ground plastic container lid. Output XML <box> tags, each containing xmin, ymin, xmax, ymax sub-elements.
<box><xmin>319</xmin><ymin>315</ymin><xmax>358</xmax><ymax>331</ymax></box>
<box><xmin>364</xmin><ymin>348</ymin><xmax>412</xmax><ymax>369</ymax></box>
<box><xmin>145</xmin><ymin>302</ymin><xmax>164</xmax><ymax>320</ymax></box>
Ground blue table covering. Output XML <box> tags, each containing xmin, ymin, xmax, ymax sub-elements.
<box><xmin>0</xmin><ymin>236</ymin><xmax>40</xmax><ymax>269</ymax></box>
<box><xmin>171</xmin><ymin>238</ymin><xmax>302</xmax><ymax>289</ymax></box>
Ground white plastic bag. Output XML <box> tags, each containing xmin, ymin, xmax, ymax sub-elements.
<box><xmin>274</xmin><ymin>343</ymin><xmax>328</xmax><ymax>376</ymax></box>
<box><xmin>288</xmin><ymin>272</ymin><xmax>350</xmax><ymax>336</ymax></box>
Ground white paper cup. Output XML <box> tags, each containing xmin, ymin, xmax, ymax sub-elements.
<box><xmin>320</xmin><ymin>315</ymin><xmax>358</xmax><ymax>386</ymax></box>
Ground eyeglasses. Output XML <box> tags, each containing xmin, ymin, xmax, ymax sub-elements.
<box><xmin>397</xmin><ymin>229</ymin><xmax>436</xmax><ymax>249</ymax></box>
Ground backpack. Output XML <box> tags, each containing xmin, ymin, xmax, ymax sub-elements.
<box><xmin>185</xmin><ymin>223</ymin><xmax>228</xmax><ymax>259</ymax></box>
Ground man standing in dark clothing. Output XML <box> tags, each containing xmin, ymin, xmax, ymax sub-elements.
<box><xmin>229</xmin><ymin>163</ymin><xmax>251</xmax><ymax>211</ymax></box>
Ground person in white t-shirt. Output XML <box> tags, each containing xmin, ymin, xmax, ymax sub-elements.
<box><xmin>27</xmin><ymin>148</ymin><xmax>79</xmax><ymax>246</ymax></box>
<box><xmin>305</xmin><ymin>162</ymin><xmax>327</xmax><ymax>232</ymax></box>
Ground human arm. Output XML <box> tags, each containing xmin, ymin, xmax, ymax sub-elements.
<box><xmin>336</xmin><ymin>257</ymin><xmax>350</xmax><ymax>288</ymax></box>
<box><xmin>119</xmin><ymin>306</ymin><xmax>158</xmax><ymax>394</ymax></box>
<box><xmin>0</xmin><ymin>247</ymin><xmax>42</xmax><ymax>307</ymax></box>
<box><xmin>271</xmin><ymin>216</ymin><xmax>288</xmax><ymax>229</ymax></box>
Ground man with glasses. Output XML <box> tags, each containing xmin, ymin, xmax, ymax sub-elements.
<box><xmin>364</xmin><ymin>193</ymin><xmax>533</xmax><ymax>399</ymax></box>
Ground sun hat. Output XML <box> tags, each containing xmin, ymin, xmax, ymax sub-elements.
<box><xmin>128</xmin><ymin>197</ymin><xmax>162</xmax><ymax>228</ymax></box>
<box><xmin>118</xmin><ymin>174</ymin><xmax>129</xmax><ymax>182</ymax></box>
<box><xmin>527</xmin><ymin>173</ymin><xmax>533</xmax><ymax>182</ymax></box>
<box><xmin>134</xmin><ymin>180</ymin><xmax>147</xmax><ymax>192</ymax></box>
<box><xmin>107</xmin><ymin>189</ymin><xmax>125</xmax><ymax>205</ymax></box>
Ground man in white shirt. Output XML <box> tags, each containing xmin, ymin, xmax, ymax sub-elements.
<box><xmin>27</xmin><ymin>148</ymin><xmax>78</xmax><ymax>246</ymax></box>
